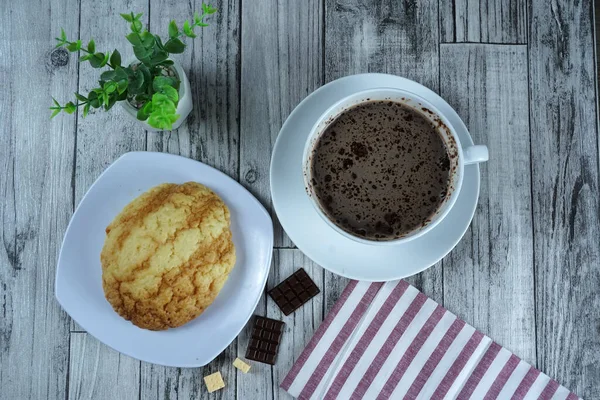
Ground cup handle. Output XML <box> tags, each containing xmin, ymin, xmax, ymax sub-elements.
<box><xmin>463</xmin><ymin>145</ymin><xmax>489</xmax><ymax>165</ymax></box>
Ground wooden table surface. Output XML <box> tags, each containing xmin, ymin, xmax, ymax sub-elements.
<box><xmin>1</xmin><ymin>0</ymin><xmax>599</xmax><ymax>399</ymax></box>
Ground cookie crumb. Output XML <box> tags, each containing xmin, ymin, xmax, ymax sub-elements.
<box><xmin>204</xmin><ymin>371</ymin><xmax>225</xmax><ymax>393</ymax></box>
<box><xmin>233</xmin><ymin>358</ymin><xmax>251</xmax><ymax>373</ymax></box>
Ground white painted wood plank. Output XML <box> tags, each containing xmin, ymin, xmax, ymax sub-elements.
<box><xmin>146</xmin><ymin>0</ymin><xmax>240</xmax><ymax>181</ymax></box>
<box><xmin>440</xmin><ymin>44</ymin><xmax>536</xmax><ymax>364</ymax></box>
<box><xmin>0</xmin><ymin>0</ymin><xmax>77</xmax><ymax>398</ymax></box>
<box><xmin>239</xmin><ymin>0</ymin><xmax>323</xmax><ymax>248</ymax></box>
<box><xmin>69</xmin><ymin>333</ymin><xmax>139</xmax><ymax>400</ymax></box>
<box><xmin>74</xmin><ymin>0</ymin><xmax>149</xmax><ymax>204</ymax></box>
<box><xmin>325</xmin><ymin>0</ymin><xmax>439</xmax><ymax>91</ymax></box>
<box><xmin>236</xmin><ymin>255</ymin><xmax>273</xmax><ymax>400</ymax></box>
<box><xmin>439</xmin><ymin>0</ymin><xmax>527</xmax><ymax>43</ymax></box>
<box><xmin>268</xmin><ymin>250</ymin><xmax>324</xmax><ymax>399</ymax></box>
<box><xmin>529</xmin><ymin>0</ymin><xmax>600</xmax><ymax>397</ymax></box>
<box><xmin>140</xmin><ymin>345</ymin><xmax>237</xmax><ymax>399</ymax></box>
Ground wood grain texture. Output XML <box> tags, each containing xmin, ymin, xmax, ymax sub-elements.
<box><xmin>236</xmin><ymin>250</ymin><xmax>323</xmax><ymax>400</ymax></box>
<box><xmin>325</xmin><ymin>0</ymin><xmax>439</xmax><ymax>90</ymax></box>
<box><xmin>440</xmin><ymin>44</ymin><xmax>536</xmax><ymax>364</ymax></box>
<box><xmin>236</xmin><ymin>256</ymin><xmax>272</xmax><ymax>400</ymax></box>
<box><xmin>239</xmin><ymin>0</ymin><xmax>323</xmax><ymax>248</ymax></box>
<box><xmin>74</xmin><ymin>0</ymin><xmax>148</xmax><ymax>209</ymax></box>
<box><xmin>146</xmin><ymin>0</ymin><xmax>240</xmax><ymax>181</ymax></box>
<box><xmin>0</xmin><ymin>0</ymin><xmax>77</xmax><ymax>398</ymax></box>
<box><xmin>324</xmin><ymin>0</ymin><xmax>442</xmax><ymax>306</ymax></box>
<box><xmin>140</xmin><ymin>345</ymin><xmax>237</xmax><ymax>400</ymax></box>
<box><xmin>439</xmin><ymin>0</ymin><xmax>527</xmax><ymax>43</ymax></box>
<box><xmin>268</xmin><ymin>250</ymin><xmax>324</xmax><ymax>399</ymax></box>
<box><xmin>529</xmin><ymin>0</ymin><xmax>600</xmax><ymax>397</ymax></box>
<box><xmin>69</xmin><ymin>333</ymin><xmax>139</xmax><ymax>400</ymax></box>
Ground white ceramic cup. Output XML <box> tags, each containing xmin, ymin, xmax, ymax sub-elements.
<box><xmin>302</xmin><ymin>87</ymin><xmax>489</xmax><ymax>245</ymax></box>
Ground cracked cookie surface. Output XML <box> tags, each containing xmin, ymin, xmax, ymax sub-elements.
<box><xmin>100</xmin><ymin>182</ymin><xmax>236</xmax><ymax>331</ymax></box>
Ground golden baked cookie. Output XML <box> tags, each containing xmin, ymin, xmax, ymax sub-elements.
<box><xmin>100</xmin><ymin>182</ymin><xmax>236</xmax><ymax>330</ymax></box>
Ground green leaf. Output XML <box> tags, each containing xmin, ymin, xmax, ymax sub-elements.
<box><xmin>161</xmin><ymin>86</ymin><xmax>178</xmax><ymax>103</ymax></box>
<box><xmin>74</xmin><ymin>92</ymin><xmax>87</xmax><ymax>102</ymax></box>
<box><xmin>151</xmin><ymin>93</ymin><xmax>177</xmax><ymax>113</ymax></box>
<box><xmin>193</xmin><ymin>12</ymin><xmax>202</xmax><ymax>24</ymax></box>
<box><xmin>102</xmin><ymin>91</ymin><xmax>110</xmax><ymax>106</ymax></box>
<box><xmin>100</xmin><ymin>51</ymin><xmax>110</xmax><ymax>67</ymax></box>
<box><xmin>197</xmin><ymin>22</ymin><xmax>209</xmax><ymax>27</ymax></box>
<box><xmin>127</xmin><ymin>69</ymin><xmax>145</xmax><ymax>94</ymax></box>
<box><xmin>52</xmin><ymin>97</ymin><xmax>61</xmax><ymax>108</ymax></box>
<box><xmin>117</xmin><ymin>79</ymin><xmax>128</xmax><ymax>94</ymax></box>
<box><xmin>202</xmin><ymin>3</ymin><xmax>218</xmax><ymax>14</ymax></box>
<box><xmin>137</xmin><ymin>101</ymin><xmax>152</xmax><ymax>121</ymax></box>
<box><xmin>114</xmin><ymin>66</ymin><xmax>128</xmax><ymax>79</ymax></box>
<box><xmin>83</xmin><ymin>102</ymin><xmax>91</xmax><ymax>117</ymax></box>
<box><xmin>158</xmin><ymin>60</ymin><xmax>174</xmax><ymax>67</ymax></box>
<box><xmin>87</xmin><ymin>39</ymin><xmax>95</xmax><ymax>53</ymax></box>
<box><xmin>183</xmin><ymin>20</ymin><xmax>196</xmax><ymax>38</ymax></box>
<box><xmin>110</xmin><ymin>49</ymin><xmax>121</xmax><ymax>67</ymax></box>
<box><xmin>120</xmin><ymin>13</ymin><xmax>133</xmax><ymax>22</ymax></box>
<box><xmin>60</xmin><ymin>28</ymin><xmax>67</xmax><ymax>41</ymax></box>
<box><xmin>148</xmin><ymin>112</ymin><xmax>178</xmax><ymax>130</ymax></box>
<box><xmin>168</xmin><ymin>20</ymin><xmax>179</xmax><ymax>38</ymax></box>
<box><xmin>104</xmin><ymin>82</ymin><xmax>117</xmax><ymax>94</ymax></box>
<box><xmin>133</xmin><ymin>45</ymin><xmax>152</xmax><ymax>60</ymax></box>
<box><xmin>105</xmin><ymin>94</ymin><xmax>118</xmax><ymax>110</ymax></box>
<box><xmin>137</xmin><ymin>63</ymin><xmax>151</xmax><ymax>82</ymax></box>
<box><xmin>153</xmin><ymin>76</ymin><xmax>174</xmax><ymax>90</ymax></box>
<box><xmin>135</xmin><ymin>94</ymin><xmax>150</xmax><ymax>103</ymax></box>
<box><xmin>66</xmin><ymin>41</ymin><xmax>80</xmax><ymax>52</ymax></box>
<box><xmin>131</xmin><ymin>19</ymin><xmax>143</xmax><ymax>33</ymax></box>
<box><xmin>126</xmin><ymin>33</ymin><xmax>142</xmax><ymax>46</ymax></box>
<box><xmin>100</xmin><ymin>70</ymin><xmax>116</xmax><ymax>81</ymax></box>
<box><xmin>64</xmin><ymin>101</ymin><xmax>77</xmax><ymax>114</ymax></box>
<box><xmin>155</xmin><ymin>35</ymin><xmax>165</xmax><ymax>51</ymax></box>
<box><xmin>141</xmin><ymin>31</ymin><xmax>155</xmax><ymax>48</ymax></box>
<box><xmin>163</xmin><ymin>38</ymin><xmax>185</xmax><ymax>54</ymax></box>
<box><xmin>149</xmin><ymin>51</ymin><xmax>169</xmax><ymax>65</ymax></box>
<box><xmin>135</xmin><ymin>13</ymin><xmax>143</xmax><ymax>19</ymax></box>
<box><xmin>79</xmin><ymin>54</ymin><xmax>91</xmax><ymax>62</ymax></box>
<box><xmin>50</xmin><ymin>108</ymin><xmax>61</xmax><ymax>119</ymax></box>
<box><xmin>89</xmin><ymin>53</ymin><xmax>105</xmax><ymax>68</ymax></box>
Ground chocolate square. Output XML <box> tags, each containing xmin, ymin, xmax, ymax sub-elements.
<box><xmin>268</xmin><ymin>269</ymin><xmax>321</xmax><ymax>316</ymax></box>
<box><xmin>245</xmin><ymin>316</ymin><xmax>285</xmax><ymax>365</ymax></box>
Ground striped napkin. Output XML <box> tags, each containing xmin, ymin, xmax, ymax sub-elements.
<box><xmin>281</xmin><ymin>280</ymin><xmax>579</xmax><ymax>400</ymax></box>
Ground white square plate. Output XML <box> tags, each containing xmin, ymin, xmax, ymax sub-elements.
<box><xmin>56</xmin><ymin>152</ymin><xmax>273</xmax><ymax>367</ymax></box>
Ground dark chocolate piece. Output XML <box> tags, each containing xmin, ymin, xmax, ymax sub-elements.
<box><xmin>245</xmin><ymin>316</ymin><xmax>285</xmax><ymax>365</ymax></box>
<box><xmin>268</xmin><ymin>268</ymin><xmax>320</xmax><ymax>315</ymax></box>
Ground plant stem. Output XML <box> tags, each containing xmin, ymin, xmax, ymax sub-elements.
<box><xmin>66</xmin><ymin>42</ymin><xmax>116</xmax><ymax>69</ymax></box>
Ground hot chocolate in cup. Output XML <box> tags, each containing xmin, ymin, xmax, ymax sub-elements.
<box><xmin>302</xmin><ymin>88</ymin><xmax>488</xmax><ymax>245</ymax></box>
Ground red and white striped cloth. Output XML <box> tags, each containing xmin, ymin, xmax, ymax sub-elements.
<box><xmin>281</xmin><ymin>280</ymin><xmax>580</xmax><ymax>400</ymax></box>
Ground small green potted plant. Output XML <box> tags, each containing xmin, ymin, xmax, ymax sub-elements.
<box><xmin>50</xmin><ymin>3</ymin><xmax>217</xmax><ymax>131</ymax></box>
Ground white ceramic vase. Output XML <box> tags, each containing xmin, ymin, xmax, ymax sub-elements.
<box><xmin>120</xmin><ymin>59</ymin><xmax>193</xmax><ymax>132</ymax></box>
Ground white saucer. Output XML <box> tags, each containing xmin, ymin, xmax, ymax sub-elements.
<box><xmin>270</xmin><ymin>74</ymin><xmax>480</xmax><ymax>281</ymax></box>
<box><xmin>56</xmin><ymin>152</ymin><xmax>273</xmax><ymax>367</ymax></box>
